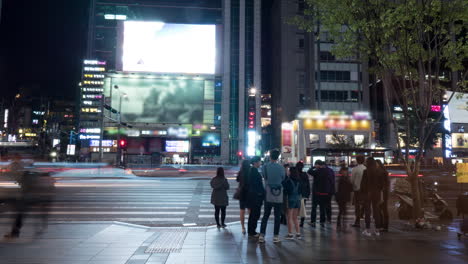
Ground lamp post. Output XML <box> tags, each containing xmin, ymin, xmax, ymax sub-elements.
<box><xmin>114</xmin><ymin>85</ymin><xmax>127</xmax><ymax>166</ymax></box>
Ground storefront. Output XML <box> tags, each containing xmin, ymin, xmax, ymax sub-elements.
<box><xmin>282</xmin><ymin>110</ymin><xmax>375</xmax><ymax>164</ymax></box>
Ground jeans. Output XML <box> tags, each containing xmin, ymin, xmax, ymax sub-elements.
<box><xmin>248</xmin><ymin>204</ymin><xmax>262</xmax><ymax>235</ymax></box>
<box><xmin>364</xmin><ymin>192</ymin><xmax>382</xmax><ymax>229</ymax></box>
<box><xmin>260</xmin><ymin>202</ymin><xmax>282</xmax><ymax>236</ymax></box>
<box><xmin>311</xmin><ymin>195</ymin><xmax>328</xmax><ymax>223</ymax></box>
<box><xmin>214</xmin><ymin>206</ymin><xmax>226</xmax><ymax>226</ymax></box>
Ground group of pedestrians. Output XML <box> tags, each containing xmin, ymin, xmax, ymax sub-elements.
<box><xmin>210</xmin><ymin>151</ymin><xmax>390</xmax><ymax>243</ymax></box>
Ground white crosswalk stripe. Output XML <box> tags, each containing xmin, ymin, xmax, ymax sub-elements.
<box><xmin>0</xmin><ymin>179</ymin><xmax>358</xmax><ymax>225</ymax></box>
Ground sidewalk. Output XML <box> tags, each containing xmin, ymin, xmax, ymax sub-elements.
<box><xmin>0</xmin><ymin>220</ymin><xmax>467</xmax><ymax>264</ymax></box>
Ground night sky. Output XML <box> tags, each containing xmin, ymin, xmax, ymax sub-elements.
<box><xmin>0</xmin><ymin>0</ymin><xmax>89</xmax><ymax>102</ymax></box>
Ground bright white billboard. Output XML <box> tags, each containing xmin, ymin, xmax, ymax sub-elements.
<box><xmin>447</xmin><ymin>92</ymin><xmax>468</xmax><ymax>123</ymax></box>
<box><xmin>122</xmin><ymin>21</ymin><xmax>216</xmax><ymax>74</ymax></box>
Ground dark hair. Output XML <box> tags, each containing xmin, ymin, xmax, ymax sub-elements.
<box><xmin>314</xmin><ymin>160</ymin><xmax>324</xmax><ymax>166</ymax></box>
<box><xmin>366</xmin><ymin>157</ymin><xmax>377</xmax><ymax>169</ymax></box>
<box><xmin>356</xmin><ymin>155</ymin><xmax>365</xmax><ymax>164</ymax></box>
<box><xmin>250</xmin><ymin>156</ymin><xmax>261</xmax><ymax>164</ymax></box>
<box><xmin>216</xmin><ymin>167</ymin><xmax>225</xmax><ymax>179</ymax></box>
<box><xmin>283</xmin><ymin>163</ymin><xmax>290</xmax><ymax>168</ymax></box>
<box><xmin>296</xmin><ymin>161</ymin><xmax>304</xmax><ymax>172</ymax></box>
<box><xmin>289</xmin><ymin>166</ymin><xmax>299</xmax><ymax>181</ymax></box>
<box><xmin>376</xmin><ymin>159</ymin><xmax>387</xmax><ymax>171</ymax></box>
<box><xmin>270</xmin><ymin>149</ymin><xmax>280</xmax><ymax>161</ymax></box>
<box><xmin>239</xmin><ymin>160</ymin><xmax>250</xmax><ymax>176</ymax></box>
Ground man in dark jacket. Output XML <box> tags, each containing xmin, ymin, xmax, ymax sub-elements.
<box><xmin>308</xmin><ymin>160</ymin><xmax>333</xmax><ymax>227</ymax></box>
<box><xmin>247</xmin><ymin>156</ymin><xmax>265</xmax><ymax>237</ymax></box>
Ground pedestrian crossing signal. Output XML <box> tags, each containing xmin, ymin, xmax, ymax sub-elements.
<box><xmin>119</xmin><ymin>139</ymin><xmax>127</xmax><ymax>149</ymax></box>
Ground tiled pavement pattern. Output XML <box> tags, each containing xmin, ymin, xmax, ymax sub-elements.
<box><xmin>0</xmin><ymin>178</ymin><xmax>353</xmax><ymax>226</ymax></box>
<box><xmin>0</xmin><ymin>220</ymin><xmax>467</xmax><ymax>264</ymax></box>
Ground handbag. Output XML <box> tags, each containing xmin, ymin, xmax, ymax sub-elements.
<box><xmin>233</xmin><ymin>187</ymin><xmax>242</xmax><ymax>200</ymax></box>
<box><xmin>299</xmin><ymin>198</ymin><xmax>307</xmax><ymax>217</ymax></box>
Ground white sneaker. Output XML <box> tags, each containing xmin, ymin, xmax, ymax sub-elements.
<box><xmin>285</xmin><ymin>233</ymin><xmax>295</xmax><ymax>240</ymax></box>
<box><xmin>273</xmin><ymin>235</ymin><xmax>281</xmax><ymax>243</ymax></box>
<box><xmin>295</xmin><ymin>233</ymin><xmax>302</xmax><ymax>240</ymax></box>
<box><xmin>374</xmin><ymin>231</ymin><xmax>381</xmax><ymax>236</ymax></box>
<box><xmin>362</xmin><ymin>230</ymin><xmax>372</xmax><ymax>237</ymax></box>
<box><xmin>258</xmin><ymin>235</ymin><xmax>265</xmax><ymax>243</ymax></box>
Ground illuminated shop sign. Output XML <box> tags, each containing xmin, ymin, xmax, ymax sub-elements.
<box><xmin>247</xmin><ymin>130</ymin><xmax>257</xmax><ymax>156</ymax></box>
<box><xmin>141</xmin><ymin>130</ymin><xmax>167</xmax><ymax>136</ymax></box>
<box><xmin>90</xmin><ymin>140</ymin><xmax>116</xmax><ymax>147</ymax></box>
<box><xmin>303</xmin><ymin>118</ymin><xmax>371</xmax><ymax>131</ymax></box>
<box><xmin>79</xmin><ymin>134</ymin><xmax>100</xmax><ymax>140</ymax></box>
<box><xmin>82</xmin><ymin>88</ymin><xmax>104</xmax><ymax>92</ymax></box>
<box><xmin>167</xmin><ymin>127</ymin><xmax>189</xmax><ymax>138</ymax></box>
<box><xmin>84</xmin><ymin>74</ymin><xmax>105</xmax><ymax>79</ymax></box>
<box><xmin>84</xmin><ymin>67</ymin><xmax>106</xmax><ymax>72</ymax></box>
<box><xmin>431</xmin><ymin>105</ymin><xmax>441</xmax><ymax>112</ymax></box>
<box><xmin>84</xmin><ymin>60</ymin><xmax>106</xmax><ymax>65</ymax></box>
<box><xmin>81</xmin><ymin>108</ymin><xmax>101</xmax><ymax>113</ymax></box>
<box><xmin>83</xmin><ymin>80</ymin><xmax>104</xmax><ymax>85</ymax></box>
<box><xmin>298</xmin><ymin>110</ymin><xmax>371</xmax><ymax>121</ymax></box>
<box><xmin>104</xmin><ymin>14</ymin><xmax>127</xmax><ymax>20</ymax></box>
<box><xmin>82</xmin><ymin>94</ymin><xmax>103</xmax><ymax>99</ymax></box>
<box><xmin>80</xmin><ymin>128</ymin><xmax>101</xmax><ymax>134</ymax></box>
<box><xmin>165</xmin><ymin>140</ymin><xmax>189</xmax><ymax>152</ymax></box>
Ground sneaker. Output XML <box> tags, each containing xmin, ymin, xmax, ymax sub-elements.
<box><xmin>362</xmin><ymin>230</ymin><xmax>372</xmax><ymax>237</ymax></box>
<box><xmin>216</xmin><ymin>224</ymin><xmax>221</xmax><ymax>228</ymax></box>
<box><xmin>327</xmin><ymin>220</ymin><xmax>332</xmax><ymax>224</ymax></box>
<box><xmin>249</xmin><ymin>232</ymin><xmax>260</xmax><ymax>238</ymax></box>
<box><xmin>351</xmin><ymin>223</ymin><xmax>360</xmax><ymax>228</ymax></box>
<box><xmin>285</xmin><ymin>233</ymin><xmax>295</xmax><ymax>240</ymax></box>
<box><xmin>273</xmin><ymin>235</ymin><xmax>281</xmax><ymax>243</ymax></box>
<box><xmin>374</xmin><ymin>231</ymin><xmax>381</xmax><ymax>236</ymax></box>
<box><xmin>221</xmin><ymin>224</ymin><xmax>227</xmax><ymax>228</ymax></box>
<box><xmin>320</xmin><ymin>222</ymin><xmax>325</xmax><ymax>228</ymax></box>
<box><xmin>309</xmin><ymin>222</ymin><xmax>316</xmax><ymax>227</ymax></box>
<box><xmin>295</xmin><ymin>233</ymin><xmax>302</xmax><ymax>239</ymax></box>
<box><xmin>258</xmin><ymin>235</ymin><xmax>265</xmax><ymax>243</ymax></box>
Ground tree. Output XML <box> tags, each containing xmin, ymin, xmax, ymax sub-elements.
<box><xmin>292</xmin><ymin>0</ymin><xmax>468</xmax><ymax>219</ymax></box>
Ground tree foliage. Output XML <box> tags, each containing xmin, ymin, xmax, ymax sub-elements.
<box><xmin>292</xmin><ymin>0</ymin><xmax>468</xmax><ymax>219</ymax></box>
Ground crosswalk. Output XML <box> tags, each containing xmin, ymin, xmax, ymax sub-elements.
<box><xmin>0</xmin><ymin>178</ymin><xmax>355</xmax><ymax>226</ymax></box>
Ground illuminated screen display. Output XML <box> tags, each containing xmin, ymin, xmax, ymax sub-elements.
<box><xmin>108</xmin><ymin>77</ymin><xmax>208</xmax><ymax>124</ymax></box>
<box><xmin>452</xmin><ymin>133</ymin><xmax>468</xmax><ymax>148</ymax></box>
<box><xmin>165</xmin><ymin>140</ymin><xmax>189</xmax><ymax>152</ymax></box>
<box><xmin>122</xmin><ymin>21</ymin><xmax>216</xmax><ymax>74</ymax></box>
<box><xmin>202</xmin><ymin>133</ymin><xmax>220</xmax><ymax>147</ymax></box>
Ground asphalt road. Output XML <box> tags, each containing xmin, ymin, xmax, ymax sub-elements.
<box><xmin>0</xmin><ymin>168</ymin><xmax>463</xmax><ymax>227</ymax></box>
<box><xmin>0</xmin><ymin>175</ymin><xmax>353</xmax><ymax>227</ymax></box>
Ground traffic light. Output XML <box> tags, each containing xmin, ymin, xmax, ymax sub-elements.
<box><xmin>237</xmin><ymin>151</ymin><xmax>243</xmax><ymax>157</ymax></box>
<box><xmin>118</xmin><ymin>139</ymin><xmax>127</xmax><ymax>149</ymax></box>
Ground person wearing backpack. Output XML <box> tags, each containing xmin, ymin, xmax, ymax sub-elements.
<box><xmin>284</xmin><ymin>167</ymin><xmax>302</xmax><ymax>239</ymax></box>
<box><xmin>258</xmin><ymin>149</ymin><xmax>286</xmax><ymax>243</ymax></box>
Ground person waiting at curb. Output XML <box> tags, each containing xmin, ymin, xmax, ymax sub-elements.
<box><xmin>258</xmin><ymin>149</ymin><xmax>286</xmax><ymax>243</ymax></box>
<box><xmin>210</xmin><ymin>167</ymin><xmax>230</xmax><ymax>228</ymax></box>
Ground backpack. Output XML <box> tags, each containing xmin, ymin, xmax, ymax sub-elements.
<box><xmin>287</xmin><ymin>179</ymin><xmax>300</xmax><ymax>202</ymax></box>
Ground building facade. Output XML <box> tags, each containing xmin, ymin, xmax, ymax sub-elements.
<box><xmin>81</xmin><ymin>0</ymin><xmax>262</xmax><ymax>164</ymax></box>
<box><xmin>265</xmin><ymin>0</ymin><xmax>370</xmax><ymax>150</ymax></box>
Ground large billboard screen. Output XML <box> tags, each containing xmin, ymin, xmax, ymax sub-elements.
<box><xmin>447</xmin><ymin>92</ymin><xmax>468</xmax><ymax>123</ymax></box>
<box><xmin>109</xmin><ymin>77</ymin><xmax>205</xmax><ymax>124</ymax></box>
<box><xmin>122</xmin><ymin>21</ymin><xmax>216</xmax><ymax>74</ymax></box>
